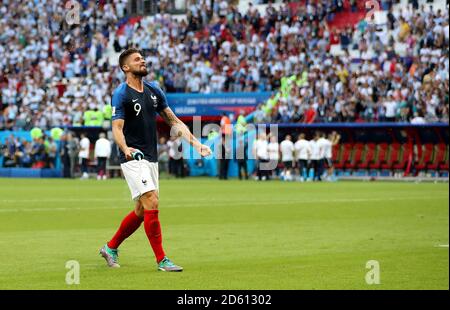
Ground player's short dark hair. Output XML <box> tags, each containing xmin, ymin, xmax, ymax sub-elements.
<box><xmin>119</xmin><ymin>48</ymin><xmax>143</xmax><ymax>72</ymax></box>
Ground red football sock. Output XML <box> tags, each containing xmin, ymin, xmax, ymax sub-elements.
<box><xmin>107</xmin><ymin>211</ymin><xmax>143</xmax><ymax>249</ymax></box>
<box><xmin>144</xmin><ymin>209</ymin><xmax>166</xmax><ymax>263</ymax></box>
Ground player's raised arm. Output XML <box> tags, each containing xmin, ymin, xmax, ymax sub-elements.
<box><xmin>159</xmin><ymin>107</ymin><xmax>212</xmax><ymax>157</ymax></box>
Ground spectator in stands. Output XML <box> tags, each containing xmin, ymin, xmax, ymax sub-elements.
<box><xmin>304</xmin><ymin>104</ymin><xmax>317</xmax><ymax>124</ymax></box>
<box><xmin>384</xmin><ymin>93</ymin><xmax>398</xmax><ymax>122</ymax></box>
<box><xmin>0</xmin><ymin>0</ymin><xmax>448</xmax><ymax>131</ymax></box>
<box><xmin>1</xmin><ymin>137</ymin><xmax>15</xmax><ymax>168</ymax></box>
<box><xmin>411</xmin><ymin>111</ymin><xmax>427</xmax><ymax>124</ymax></box>
<box><xmin>30</xmin><ymin>137</ymin><xmax>47</xmax><ymax>169</ymax></box>
<box><xmin>1</xmin><ymin>134</ymin><xmax>61</xmax><ymax>169</ymax></box>
<box><xmin>18</xmin><ymin>140</ymin><xmax>33</xmax><ymax>168</ymax></box>
<box><xmin>253</xmin><ymin>104</ymin><xmax>268</xmax><ymax>124</ymax></box>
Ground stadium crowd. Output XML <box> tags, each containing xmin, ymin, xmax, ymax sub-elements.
<box><xmin>0</xmin><ymin>0</ymin><xmax>448</xmax><ymax>131</ymax></box>
<box><xmin>1</xmin><ymin>133</ymin><xmax>58</xmax><ymax>168</ymax></box>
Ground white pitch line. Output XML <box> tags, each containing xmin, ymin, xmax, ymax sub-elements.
<box><xmin>435</xmin><ymin>244</ymin><xmax>449</xmax><ymax>248</ymax></box>
<box><xmin>0</xmin><ymin>196</ymin><xmax>445</xmax><ymax>213</ymax></box>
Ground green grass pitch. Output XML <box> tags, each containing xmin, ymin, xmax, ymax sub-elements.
<box><xmin>0</xmin><ymin>178</ymin><xmax>448</xmax><ymax>290</ymax></box>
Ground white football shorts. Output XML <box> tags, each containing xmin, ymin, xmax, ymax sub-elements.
<box><xmin>121</xmin><ymin>159</ymin><xmax>159</xmax><ymax>201</ymax></box>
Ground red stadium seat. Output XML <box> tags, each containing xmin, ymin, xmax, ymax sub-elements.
<box><xmin>370</xmin><ymin>143</ymin><xmax>388</xmax><ymax>169</ymax></box>
<box><xmin>393</xmin><ymin>144</ymin><xmax>413</xmax><ymax>171</ymax></box>
<box><xmin>358</xmin><ymin>143</ymin><xmax>376</xmax><ymax>169</ymax></box>
<box><xmin>381</xmin><ymin>143</ymin><xmax>400</xmax><ymax>170</ymax></box>
<box><xmin>428</xmin><ymin>144</ymin><xmax>447</xmax><ymax>171</ymax></box>
<box><xmin>346</xmin><ymin>143</ymin><xmax>365</xmax><ymax>169</ymax></box>
<box><xmin>439</xmin><ymin>145</ymin><xmax>449</xmax><ymax>171</ymax></box>
<box><xmin>415</xmin><ymin>144</ymin><xmax>435</xmax><ymax>171</ymax></box>
<box><xmin>332</xmin><ymin>144</ymin><xmax>341</xmax><ymax>164</ymax></box>
<box><xmin>335</xmin><ymin>143</ymin><xmax>353</xmax><ymax>169</ymax></box>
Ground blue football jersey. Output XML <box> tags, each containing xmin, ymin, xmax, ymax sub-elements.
<box><xmin>111</xmin><ymin>81</ymin><xmax>169</xmax><ymax>163</ymax></box>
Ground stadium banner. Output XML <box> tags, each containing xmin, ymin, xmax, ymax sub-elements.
<box><xmin>166</xmin><ymin>92</ymin><xmax>272</xmax><ymax>116</ymax></box>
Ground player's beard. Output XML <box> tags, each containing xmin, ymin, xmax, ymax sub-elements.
<box><xmin>133</xmin><ymin>66</ymin><xmax>148</xmax><ymax>77</ymax></box>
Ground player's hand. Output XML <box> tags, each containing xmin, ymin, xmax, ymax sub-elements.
<box><xmin>124</xmin><ymin>147</ymin><xmax>137</xmax><ymax>161</ymax></box>
<box><xmin>197</xmin><ymin>144</ymin><xmax>212</xmax><ymax>157</ymax></box>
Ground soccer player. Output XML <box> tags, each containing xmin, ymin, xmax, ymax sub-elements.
<box><xmin>326</xmin><ymin>131</ymin><xmax>341</xmax><ymax>181</ymax></box>
<box><xmin>294</xmin><ymin>133</ymin><xmax>311</xmax><ymax>182</ymax></box>
<box><xmin>309</xmin><ymin>132</ymin><xmax>322</xmax><ymax>181</ymax></box>
<box><xmin>280</xmin><ymin>134</ymin><xmax>295</xmax><ymax>181</ymax></box>
<box><xmin>253</xmin><ymin>132</ymin><xmax>269</xmax><ymax>181</ymax></box>
<box><xmin>99</xmin><ymin>48</ymin><xmax>212</xmax><ymax>272</ymax></box>
<box><xmin>267</xmin><ymin>135</ymin><xmax>280</xmax><ymax>179</ymax></box>
<box><xmin>316</xmin><ymin>132</ymin><xmax>329</xmax><ymax>181</ymax></box>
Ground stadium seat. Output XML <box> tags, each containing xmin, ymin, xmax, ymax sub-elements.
<box><xmin>427</xmin><ymin>144</ymin><xmax>447</xmax><ymax>171</ymax></box>
<box><xmin>439</xmin><ymin>145</ymin><xmax>449</xmax><ymax>171</ymax></box>
<box><xmin>332</xmin><ymin>144</ymin><xmax>342</xmax><ymax>165</ymax></box>
<box><xmin>393</xmin><ymin>144</ymin><xmax>413</xmax><ymax>171</ymax></box>
<box><xmin>370</xmin><ymin>143</ymin><xmax>388</xmax><ymax>170</ymax></box>
<box><xmin>346</xmin><ymin>143</ymin><xmax>365</xmax><ymax>170</ymax></box>
<box><xmin>358</xmin><ymin>143</ymin><xmax>376</xmax><ymax>169</ymax></box>
<box><xmin>381</xmin><ymin>143</ymin><xmax>400</xmax><ymax>170</ymax></box>
<box><xmin>335</xmin><ymin>143</ymin><xmax>353</xmax><ymax>169</ymax></box>
<box><xmin>415</xmin><ymin>144</ymin><xmax>435</xmax><ymax>172</ymax></box>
